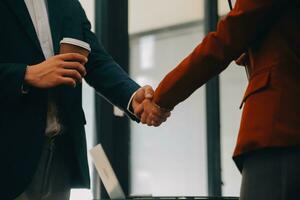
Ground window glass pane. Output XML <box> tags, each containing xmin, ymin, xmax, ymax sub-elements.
<box><xmin>129</xmin><ymin>0</ymin><xmax>207</xmax><ymax>196</ymax></box>
<box><xmin>218</xmin><ymin>0</ymin><xmax>238</xmax><ymax>15</ymax></box>
<box><xmin>129</xmin><ymin>0</ymin><xmax>204</xmax><ymax>34</ymax></box>
<box><xmin>220</xmin><ymin>63</ymin><xmax>247</xmax><ymax>196</ymax></box>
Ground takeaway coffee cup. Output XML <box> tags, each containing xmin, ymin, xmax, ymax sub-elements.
<box><xmin>60</xmin><ymin>37</ymin><xmax>91</xmax><ymax>58</ymax></box>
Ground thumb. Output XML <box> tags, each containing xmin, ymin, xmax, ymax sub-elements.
<box><xmin>143</xmin><ymin>85</ymin><xmax>154</xmax><ymax>99</ymax></box>
<box><xmin>133</xmin><ymin>88</ymin><xmax>146</xmax><ymax>104</ymax></box>
<box><xmin>134</xmin><ymin>103</ymin><xmax>144</xmax><ymax>118</ymax></box>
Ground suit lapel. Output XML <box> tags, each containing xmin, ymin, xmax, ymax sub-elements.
<box><xmin>4</xmin><ymin>0</ymin><xmax>43</xmax><ymax>54</ymax></box>
<box><xmin>47</xmin><ymin>0</ymin><xmax>62</xmax><ymax>54</ymax></box>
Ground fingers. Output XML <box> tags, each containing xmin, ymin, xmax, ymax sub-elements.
<box><xmin>133</xmin><ymin>103</ymin><xmax>144</xmax><ymax>118</ymax></box>
<box><xmin>133</xmin><ymin>88</ymin><xmax>147</xmax><ymax>104</ymax></box>
<box><xmin>140</xmin><ymin>112</ymin><xmax>148</xmax><ymax>124</ymax></box>
<box><xmin>62</xmin><ymin>61</ymin><xmax>86</xmax><ymax>76</ymax></box>
<box><xmin>57</xmin><ymin>77</ymin><xmax>77</xmax><ymax>87</ymax></box>
<box><xmin>133</xmin><ymin>85</ymin><xmax>154</xmax><ymax>104</ymax></box>
<box><xmin>144</xmin><ymin>113</ymin><xmax>167</xmax><ymax>127</ymax></box>
<box><xmin>58</xmin><ymin>53</ymin><xmax>88</xmax><ymax>64</ymax></box>
<box><xmin>146</xmin><ymin>114</ymin><xmax>160</xmax><ymax>126</ymax></box>
<box><xmin>131</xmin><ymin>86</ymin><xmax>170</xmax><ymax>126</ymax></box>
<box><xmin>59</xmin><ymin>69</ymin><xmax>83</xmax><ymax>83</ymax></box>
<box><xmin>131</xmin><ymin>86</ymin><xmax>155</xmax><ymax>117</ymax></box>
<box><xmin>150</xmin><ymin>104</ymin><xmax>171</xmax><ymax>119</ymax></box>
<box><xmin>150</xmin><ymin>113</ymin><xmax>168</xmax><ymax>124</ymax></box>
<box><xmin>149</xmin><ymin>112</ymin><xmax>169</xmax><ymax>127</ymax></box>
<box><xmin>143</xmin><ymin>85</ymin><xmax>154</xmax><ymax>99</ymax></box>
<box><xmin>139</xmin><ymin>100</ymin><xmax>171</xmax><ymax>127</ymax></box>
<box><xmin>152</xmin><ymin>120</ymin><xmax>163</xmax><ymax>127</ymax></box>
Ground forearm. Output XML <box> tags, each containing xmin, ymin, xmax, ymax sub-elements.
<box><xmin>85</xmin><ymin>61</ymin><xmax>140</xmax><ymax>112</ymax></box>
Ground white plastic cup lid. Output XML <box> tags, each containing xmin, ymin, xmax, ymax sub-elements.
<box><xmin>60</xmin><ymin>37</ymin><xmax>91</xmax><ymax>52</ymax></box>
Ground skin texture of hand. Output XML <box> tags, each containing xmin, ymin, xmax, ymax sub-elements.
<box><xmin>131</xmin><ymin>85</ymin><xmax>154</xmax><ymax>115</ymax></box>
<box><xmin>139</xmin><ymin>99</ymin><xmax>171</xmax><ymax>127</ymax></box>
<box><xmin>133</xmin><ymin>88</ymin><xmax>171</xmax><ymax>127</ymax></box>
<box><xmin>24</xmin><ymin>53</ymin><xmax>88</xmax><ymax>88</ymax></box>
<box><xmin>131</xmin><ymin>85</ymin><xmax>171</xmax><ymax>127</ymax></box>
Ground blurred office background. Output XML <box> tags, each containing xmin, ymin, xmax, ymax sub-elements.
<box><xmin>72</xmin><ymin>0</ymin><xmax>247</xmax><ymax>199</ymax></box>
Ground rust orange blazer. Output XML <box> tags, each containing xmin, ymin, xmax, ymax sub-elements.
<box><xmin>154</xmin><ymin>0</ymin><xmax>300</xmax><ymax>169</ymax></box>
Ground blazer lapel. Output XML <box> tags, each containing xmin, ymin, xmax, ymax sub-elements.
<box><xmin>4</xmin><ymin>0</ymin><xmax>43</xmax><ymax>54</ymax></box>
<box><xmin>47</xmin><ymin>0</ymin><xmax>62</xmax><ymax>54</ymax></box>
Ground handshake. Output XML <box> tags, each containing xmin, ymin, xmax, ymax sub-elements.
<box><xmin>131</xmin><ymin>85</ymin><xmax>171</xmax><ymax>127</ymax></box>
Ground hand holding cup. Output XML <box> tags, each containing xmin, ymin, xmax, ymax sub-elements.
<box><xmin>24</xmin><ymin>38</ymin><xmax>91</xmax><ymax>89</ymax></box>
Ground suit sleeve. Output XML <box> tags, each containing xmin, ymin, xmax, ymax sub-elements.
<box><xmin>0</xmin><ymin>63</ymin><xmax>28</xmax><ymax>103</ymax></box>
<box><xmin>154</xmin><ymin>0</ymin><xmax>292</xmax><ymax>110</ymax></box>
<box><xmin>75</xmin><ymin>1</ymin><xmax>140</xmax><ymax>121</ymax></box>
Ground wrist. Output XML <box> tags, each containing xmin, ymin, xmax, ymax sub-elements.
<box><xmin>24</xmin><ymin>65</ymin><xmax>35</xmax><ymax>86</ymax></box>
<box><xmin>127</xmin><ymin>91</ymin><xmax>137</xmax><ymax>113</ymax></box>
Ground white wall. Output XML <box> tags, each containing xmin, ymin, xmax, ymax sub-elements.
<box><xmin>129</xmin><ymin>0</ymin><xmax>204</xmax><ymax>34</ymax></box>
<box><xmin>129</xmin><ymin>0</ymin><xmax>232</xmax><ymax>34</ymax></box>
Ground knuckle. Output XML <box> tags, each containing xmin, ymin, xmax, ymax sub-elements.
<box><xmin>58</xmin><ymin>61</ymin><xmax>65</xmax><ymax>68</ymax></box>
<box><xmin>70</xmin><ymin>70</ymin><xmax>76</xmax><ymax>75</ymax></box>
<box><xmin>75</xmin><ymin>70</ymin><xmax>81</xmax><ymax>76</ymax></box>
<box><xmin>58</xmin><ymin>69</ymin><xmax>65</xmax><ymax>75</ymax></box>
<box><xmin>71</xmin><ymin>71</ymin><xmax>79</xmax><ymax>78</ymax></box>
<box><xmin>53</xmin><ymin>55</ymin><xmax>59</xmax><ymax>61</ymax></box>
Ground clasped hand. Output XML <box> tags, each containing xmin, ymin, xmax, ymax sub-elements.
<box><xmin>131</xmin><ymin>86</ymin><xmax>171</xmax><ymax>127</ymax></box>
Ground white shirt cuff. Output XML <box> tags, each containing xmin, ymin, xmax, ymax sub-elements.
<box><xmin>127</xmin><ymin>91</ymin><xmax>137</xmax><ymax>116</ymax></box>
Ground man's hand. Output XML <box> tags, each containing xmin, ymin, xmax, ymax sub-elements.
<box><xmin>24</xmin><ymin>53</ymin><xmax>88</xmax><ymax>88</ymax></box>
<box><xmin>139</xmin><ymin>99</ymin><xmax>171</xmax><ymax>127</ymax></box>
<box><xmin>131</xmin><ymin>85</ymin><xmax>154</xmax><ymax>117</ymax></box>
<box><xmin>131</xmin><ymin>85</ymin><xmax>171</xmax><ymax>126</ymax></box>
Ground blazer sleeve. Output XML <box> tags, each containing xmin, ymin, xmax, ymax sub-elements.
<box><xmin>0</xmin><ymin>63</ymin><xmax>28</xmax><ymax>103</ymax></box>
<box><xmin>74</xmin><ymin>1</ymin><xmax>140</xmax><ymax>121</ymax></box>
<box><xmin>154</xmin><ymin>0</ymin><xmax>292</xmax><ymax>110</ymax></box>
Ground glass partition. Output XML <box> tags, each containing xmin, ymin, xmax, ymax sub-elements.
<box><xmin>129</xmin><ymin>0</ymin><xmax>208</xmax><ymax>196</ymax></box>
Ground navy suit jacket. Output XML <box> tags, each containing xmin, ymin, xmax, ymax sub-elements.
<box><xmin>0</xmin><ymin>0</ymin><xmax>140</xmax><ymax>199</ymax></box>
